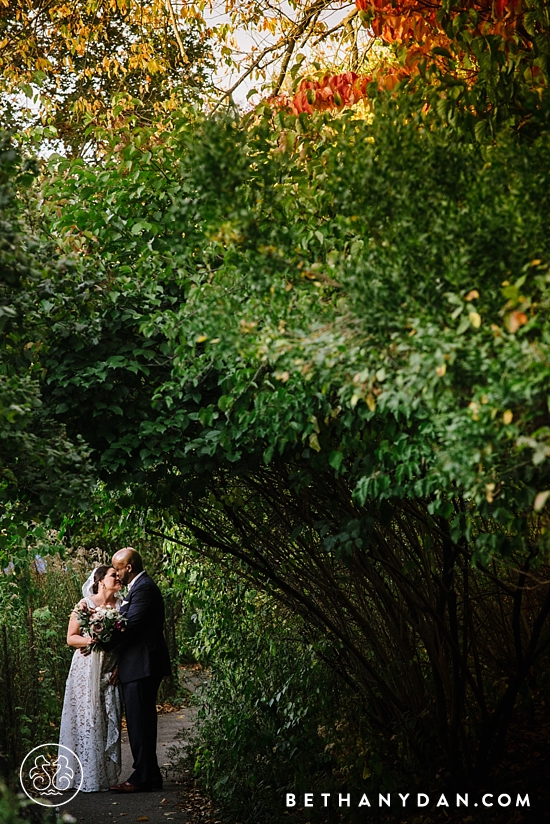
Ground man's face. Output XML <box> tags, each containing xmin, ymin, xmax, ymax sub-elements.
<box><xmin>112</xmin><ymin>559</ymin><xmax>131</xmax><ymax>586</ymax></box>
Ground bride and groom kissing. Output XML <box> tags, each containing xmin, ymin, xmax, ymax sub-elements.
<box><xmin>59</xmin><ymin>547</ymin><xmax>172</xmax><ymax>793</ymax></box>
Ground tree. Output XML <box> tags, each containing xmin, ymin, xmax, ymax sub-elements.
<box><xmin>282</xmin><ymin>0</ymin><xmax>549</xmax><ymax>134</ymax></box>
<box><xmin>0</xmin><ymin>0</ymin><xmax>213</xmax><ymax>154</ymax></box>
<box><xmin>0</xmin><ymin>133</ymin><xmax>93</xmax><ymax>540</ymax></box>
<box><xmin>30</xmin><ymin>88</ymin><xmax>550</xmax><ymax>783</ymax></box>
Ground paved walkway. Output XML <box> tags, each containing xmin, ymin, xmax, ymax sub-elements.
<box><xmin>63</xmin><ymin>670</ymin><xmax>206</xmax><ymax>824</ymax></box>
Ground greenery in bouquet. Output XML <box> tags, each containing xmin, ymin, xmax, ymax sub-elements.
<box><xmin>73</xmin><ymin>603</ymin><xmax>127</xmax><ymax>652</ymax></box>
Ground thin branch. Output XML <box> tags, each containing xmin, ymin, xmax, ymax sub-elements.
<box><xmin>311</xmin><ymin>7</ymin><xmax>359</xmax><ymax>46</ymax></box>
<box><xmin>164</xmin><ymin>0</ymin><xmax>189</xmax><ymax>64</ymax></box>
<box><xmin>346</xmin><ymin>16</ymin><xmax>359</xmax><ymax>72</ymax></box>
<box><xmin>212</xmin><ymin>41</ymin><xmax>285</xmax><ymax>111</ymax></box>
<box><xmin>272</xmin><ymin>4</ymin><xmax>323</xmax><ymax>96</ymax></box>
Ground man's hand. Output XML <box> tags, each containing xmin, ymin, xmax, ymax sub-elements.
<box><xmin>108</xmin><ymin>666</ymin><xmax>119</xmax><ymax>686</ymax></box>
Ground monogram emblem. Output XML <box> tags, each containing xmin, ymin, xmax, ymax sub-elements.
<box><xmin>20</xmin><ymin>744</ymin><xmax>83</xmax><ymax>806</ymax></box>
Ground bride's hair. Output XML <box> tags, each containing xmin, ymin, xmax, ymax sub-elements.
<box><xmin>92</xmin><ymin>565</ymin><xmax>111</xmax><ymax>594</ymax></box>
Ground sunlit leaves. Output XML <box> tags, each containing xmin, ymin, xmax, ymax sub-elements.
<box><xmin>1</xmin><ymin>0</ymin><xmax>213</xmax><ymax>154</ymax></box>
<box><xmin>284</xmin><ymin>0</ymin><xmax>550</xmax><ymax>133</ymax></box>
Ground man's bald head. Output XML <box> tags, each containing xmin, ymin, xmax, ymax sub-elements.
<box><xmin>112</xmin><ymin>547</ymin><xmax>143</xmax><ymax>585</ymax></box>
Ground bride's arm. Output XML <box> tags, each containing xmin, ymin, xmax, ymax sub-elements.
<box><xmin>66</xmin><ymin>610</ymin><xmax>97</xmax><ymax>649</ymax></box>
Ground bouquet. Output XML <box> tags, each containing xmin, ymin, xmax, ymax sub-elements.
<box><xmin>74</xmin><ymin>602</ymin><xmax>127</xmax><ymax>653</ymax></box>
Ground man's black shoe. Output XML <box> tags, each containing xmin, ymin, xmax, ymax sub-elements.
<box><xmin>140</xmin><ymin>782</ymin><xmax>163</xmax><ymax>792</ymax></box>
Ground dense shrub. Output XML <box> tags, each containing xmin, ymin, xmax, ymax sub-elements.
<box><xmin>170</xmin><ymin>555</ymin><xmax>342</xmax><ymax>819</ymax></box>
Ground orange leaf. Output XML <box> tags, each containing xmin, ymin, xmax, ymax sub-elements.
<box><xmin>505</xmin><ymin>311</ymin><xmax>528</xmax><ymax>333</ymax></box>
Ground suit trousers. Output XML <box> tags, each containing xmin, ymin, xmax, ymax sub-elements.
<box><xmin>121</xmin><ymin>674</ymin><xmax>163</xmax><ymax>789</ymax></box>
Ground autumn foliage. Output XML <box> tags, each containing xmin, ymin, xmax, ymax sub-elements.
<box><xmin>276</xmin><ymin>71</ymin><xmax>371</xmax><ymax>115</ymax></box>
<box><xmin>0</xmin><ymin>0</ymin><xmax>212</xmax><ymax>153</ymax></box>
<box><xmin>283</xmin><ymin>0</ymin><xmax>547</xmax><ymax>117</ymax></box>
<box><xmin>356</xmin><ymin>0</ymin><xmax>523</xmax><ymax>52</ymax></box>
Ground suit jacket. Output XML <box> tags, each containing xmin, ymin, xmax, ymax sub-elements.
<box><xmin>104</xmin><ymin>572</ymin><xmax>172</xmax><ymax>684</ymax></box>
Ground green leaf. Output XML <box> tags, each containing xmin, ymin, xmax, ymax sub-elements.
<box><xmin>329</xmin><ymin>451</ymin><xmax>343</xmax><ymax>471</ymax></box>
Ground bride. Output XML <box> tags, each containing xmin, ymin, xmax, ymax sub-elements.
<box><xmin>58</xmin><ymin>566</ymin><xmax>123</xmax><ymax>792</ymax></box>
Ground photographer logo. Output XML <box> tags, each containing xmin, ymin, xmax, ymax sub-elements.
<box><xmin>19</xmin><ymin>743</ymin><xmax>83</xmax><ymax>806</ymax></box>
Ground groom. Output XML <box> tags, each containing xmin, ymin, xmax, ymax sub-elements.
<box><xmin>105</xmin><ymin>547</ymin><xmax>171</xmax><ymax>793</ymax></box>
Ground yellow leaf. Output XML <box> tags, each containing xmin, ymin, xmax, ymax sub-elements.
<box><xmin>275</xmin><ymin>371</ymin><xmax>290</xmax><ymax>383</ymax></box>
<box><xmin>502</xmin><ymin>410</ymin><xmax>513</xmax><ymax>425</ymax></box>
<box><xmin>534</xmin><ymin>491</ymin><xmax>550</xmax><ymax>512</ymax></box>
<box><xmin>196</xmin><ymin>335</ymin><xmax>207</xmax><ymax>343</ymax></box>
<box><xmin>309</xmin><ymin>433</ymin><xmax>321</xmax><ymax>452</ymax></box>
<box><xmin>239</xmin><ymin>319</ymin><xmax>257</xmax><ymax>334</ymax></box>
<box><xmin>436</xmin><ymin>364</ymin><xmax>446</xmax><ymax>377</ymax></box>
<box><xmin>469</xmin><ymin>311</ymin><xmax>481</xmax><ymax>328</ymax></box>
<box><xmin>366</xmin><ymin>394</ymin><xmax>376</xmax><ymax>411</ymax></box>
<box><xmin>465</xmin><ymin>290</ymin><xmax>479</xmax><ymax>301</ymax></box>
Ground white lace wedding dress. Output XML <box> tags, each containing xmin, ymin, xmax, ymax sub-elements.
<box><xmin>58</xmin><ymin>596</ymin><xmax>122</xmax><ymax>792</ymax></box>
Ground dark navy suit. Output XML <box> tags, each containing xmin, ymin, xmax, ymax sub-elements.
<box><xmin>104</xmin><ymin>572</ymin><xmax>171</xmax><ymax>789</ymax></box>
